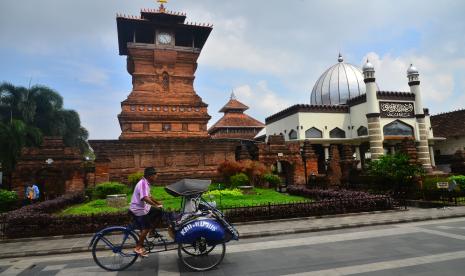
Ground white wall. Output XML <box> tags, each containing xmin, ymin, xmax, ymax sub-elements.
<box><xmin>349</xmin><ymin>102</ymin><xmax>368</xmax><ymax>138</ymax></box>
<box><xmin>298</xmin><ymin>112</ymin><xmax>350</xmax><ymax>139</ymax></box>
<box><xmin>266</xmin><ymin>113</ymin><xmax>300</xmax><ymax>141</ymax></box>
<box><xmin>434</xmin><ymin>136</ymin><xmax>465</xmax><ymax>155</ymax></box>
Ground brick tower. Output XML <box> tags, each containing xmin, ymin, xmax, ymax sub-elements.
<box><xmin>116</xmin><ymin>2</ymin><xmax>212</xmax><ymax>139</ymax></box>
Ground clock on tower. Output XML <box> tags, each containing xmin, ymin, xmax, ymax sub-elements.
<box><xmin>116</xmin><ymin>2</ymin><xmax>213</xmax><ymax>139</ymax></box>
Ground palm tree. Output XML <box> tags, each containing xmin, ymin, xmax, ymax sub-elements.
<box><xmin>0</xmin><ymin>82</ymin><xmax>90</xmax><ymax>187</ymax></box>
<box><xmin>0</xmin><ymin>82</ymin><xmax>89</xmax><ymax>152</ymax></box>
<box><xmin>0</xmin><ymin>120</ymin><xmax>42</xmax><ymax>189</ymax></box>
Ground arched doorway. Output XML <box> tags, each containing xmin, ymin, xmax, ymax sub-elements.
<box><xmin>36</xmin><ymin>168</ymin><xmax>65</xmax><ymax>200</ymax></box>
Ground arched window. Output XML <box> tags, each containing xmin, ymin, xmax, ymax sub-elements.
<box><xmin>162</xmin><ymin>72</ymin><xmax>169</xmax><ymax>91</ymax></box>
<box><xmin>288</xmin><ymin>129</ymin><xmax>297</xmax><ymax>140</ymax></box>
<box><xmin>329</xmin><ymin>127</ymin><xmax>346</xmax><ymax>138</ymax></box>
<box><xmin>305</xmin><ymin>127</ymin><xmax>322</xmax><ymax>138</ymax></box>
<box><xmin>383</xmin><ymin>120</ymin><xmax>413</xmax><ymax>136</ymax></box>
<box><xmin>357</xmin><ymin>126</ymin><xmax>368</xmax><ymax>136</ymax></box>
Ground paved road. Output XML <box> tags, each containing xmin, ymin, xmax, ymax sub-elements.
<box><xmin>2</xmin><ymin>217</ymin><xmax>465</xmax><ymax>275</ymax></box>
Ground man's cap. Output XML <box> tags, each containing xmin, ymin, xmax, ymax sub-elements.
<box><xmin>144</xmin><ymin>167</ymin><xmax>157</xmax><ymax>177</ymax></box>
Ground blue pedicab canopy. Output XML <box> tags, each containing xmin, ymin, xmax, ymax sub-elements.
<box><xmin>165</xmin><ymin>179</ymin><xmax>211</xmax><ymax>197</ymax></box>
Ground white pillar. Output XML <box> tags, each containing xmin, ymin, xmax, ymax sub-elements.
<box><xmin>363</xmin><ymin>59</ymin><xmax>383</xmax><ymax>160</ymax></box>
<box><xmin>355</xmin><ymin>146</ymin><xmax>361</xmax><ymax>169</ymax></box>
<box><xmin>363</xmin><ymin>59</ymin><xmax>379</xmax><ymax>114</ymax></box>
<box><xmin>324</xmin><ymin>145</ymin><xmax>330</xmax><ymax>161</ymax></box>
<box><xmin>408</xmin><ymin>64</ymin><xmax>432</xmax><ymax>171</ymax></box>
<box><xmin>390</xmin><ymin>146</ymin><xmax>396</xmax><ymax>155</ymax></box>
<box><xmin>429</xmin><ymin>145</ymin><xmax>436</xmax><ymax>167</ymax></box>
<box><xmin>407</xmin><ymin>64</ymin><xmax>423</xmax><ymax>115</ymax></box>
<box><xmin>323</xmin><ymin>144</ymin><xmax>330</xmax><ymax>170</ymax></box>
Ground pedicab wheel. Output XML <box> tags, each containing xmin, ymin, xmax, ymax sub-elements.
<box><xmin>92</xmin><ymin>229</ymin><xmax>139</xmax><ymax>271</ymax></box>
<box><xmin>178</xmin><ymin>238</ymin><xmax>226</xmax><ymax>271</ymax></box>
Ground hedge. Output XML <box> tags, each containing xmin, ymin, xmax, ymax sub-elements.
<box><xmin>0</xmin><ymin>190</ymin><xmax>19</xmax><ymax>213</ymax></box>
<box><xmin>92</xmin><ymin>182</ymin><xmax>129</xmax><ymax>199</ymax></box>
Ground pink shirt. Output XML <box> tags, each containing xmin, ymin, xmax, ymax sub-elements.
<box><xmin>129</xmin><ymin>178</ymin><xmax>151</xmax><ymax>216</ymax></box>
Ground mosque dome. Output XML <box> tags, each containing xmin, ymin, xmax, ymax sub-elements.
<box><xmin>310</xmin><ymin>54</ymin><xmax>377</xmax><ymax>105</ymax></box>
<box><xmin>407</xmin><ymin>64</ymin><xmax>418</xmax><ymax>75</ymax></box>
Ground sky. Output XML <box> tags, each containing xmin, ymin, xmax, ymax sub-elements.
<box><xmin>1</xmin><ymin>0</ymin><xmax>465</xmax><ymax>140</ymax></box>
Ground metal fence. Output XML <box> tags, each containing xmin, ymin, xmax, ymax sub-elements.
<box><xmin>222</xmin><ymin>196</ymin><xmax>394</xmax><ymax>223</ymax></box>
<box><xmin>0</xmin><ymin>213</ymin><xmax>6</xmax><ymax>240</ymax></box>
<box><xmin>413</xmin><ymin>190</ymin><xmax>465</xmax><ymax>205</ymax></box>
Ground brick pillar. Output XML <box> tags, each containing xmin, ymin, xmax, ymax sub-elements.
<box><xmin>94</xmin><ymin>154</ymin><xmax>111</xmax><ymax>184</ymax></box>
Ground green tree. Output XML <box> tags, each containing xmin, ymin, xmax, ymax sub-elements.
<box><xmin>0</xmin><ymin>82</ymin><xmax>89</xmax><ymax>152</ymax></box>
<box><xmin>367</xmin><ymin>153</ymin><xmax>424</xmax><ymax>191</ymax></box>
<box><xmin>0</xmin><ymin>120</ymin><xmax>42</xmax><ymax>188</ymax></box>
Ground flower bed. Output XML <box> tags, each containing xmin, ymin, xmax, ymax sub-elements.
<box><xmin>225</xmin><ymin>186</ymin><xmax>394</xmax><ymax>222</ymax></box>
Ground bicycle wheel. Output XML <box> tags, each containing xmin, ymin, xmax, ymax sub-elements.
<box><xmin>178</xmin><ymin>238</ymin><xmax>226</xmax><ymax>271</ymax></box>
<box><xmin>92</xmin><ymin>228</ymin><xmax>139</xmax><ymax>271</ymax></box>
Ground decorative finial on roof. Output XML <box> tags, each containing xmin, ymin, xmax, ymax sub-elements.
<box><xmin>157</xmin><ymin>0</ymin><xmax>167</xmax><ymax>13</ymax></box>
<box><xmin>338</xmin><ymin>53</ymin><xmax>343</xmax><ymax>63</ymax></box>
<box><xmin>230</xmin><ymin>90</ymin><xmax>237</xmax><ymax>100</ymax></box>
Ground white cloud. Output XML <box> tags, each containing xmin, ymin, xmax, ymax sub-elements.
<box><xmin>362</xmin><ymin>52</ymin><xmax>457</xmax><ymax>111</ymax></box>
<box><xmin>234</xmin><ymin>80</ymin><xmax>292</xmax><ymax>120</ymax></box>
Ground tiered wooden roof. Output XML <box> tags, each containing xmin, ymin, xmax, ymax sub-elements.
<box><xmin>208</xmin><ymin>94</ymin><xmax>264</xmax><ymax>137</ymax></box>
<box><xmin>116</xmin><ymin>4</ymin><xmax>213</xmax><ymax>55</ymax></box>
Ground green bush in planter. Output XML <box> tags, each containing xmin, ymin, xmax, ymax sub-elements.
<box><xmin>262</xmin><ymin>173</ymin><xmax>281</xmax><ymax>187</ymax></box>
<box><xmin>230</xmin><ymin>173</ymin><xmax>249</xmax><ymax>188</ymax></box>
<box><xmin>0</xmin><ymin>189</ymin><xmax>18</xmax><ymax>212</ymax></box>
<box><xmin>128</xmin><ymin>172</ymin><xmax>144</xmax><ymax>188</ymax></box>
<box><xmin>92</xmin><ymin>182</ymin><xmax>129</xmax><ymax>199</ymax></box>
<box><xmin>449</xmin><ymin>175</ymin><xmax>465</xmax><ymax>190</ymax></box>
<box><xmin>422</xmin><ymin>176</ymin><xmax>450</xmax><ymax>190</ymax></box>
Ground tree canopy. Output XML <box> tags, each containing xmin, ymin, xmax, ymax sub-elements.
<box><xmin>0</xmin><ymin>82</ymin><xmax>89</xmax><ymax>174</ymax></box>
<box><xmin>367</xmin><ymin>153</ymin><xmax>424</xmax><ymax>190</ymax></box>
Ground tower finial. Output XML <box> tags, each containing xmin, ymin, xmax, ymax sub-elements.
<box><xmin>338</xmin><ymin>53</ymin><xmax>343</xmax><ymax>62</ymax></box>
<box><xmin>157</xmin><ymin>0</ymin><xmax>167</xmax><ymax>12</ymax></box>
<box><xmin>230</xmin><ymin>90</ymin><xmax>237</xmax><ymax>100</ymax></box>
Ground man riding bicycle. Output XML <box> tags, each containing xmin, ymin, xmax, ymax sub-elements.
<box><xmin>129</xmin><ymin>167</ymin><xmax>163</xmax><ymax>257</ymax></box>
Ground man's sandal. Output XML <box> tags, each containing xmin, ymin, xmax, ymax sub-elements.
<box><xmin>134</xmin><ymin>248</ymin><xmax>149</xmax><ymax>258</ymax></box>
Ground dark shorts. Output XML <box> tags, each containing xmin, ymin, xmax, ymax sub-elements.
<box><xmin>131</xmin><ymin>207</ymin><xmax>162</xmax><ymax>230</ymax></box>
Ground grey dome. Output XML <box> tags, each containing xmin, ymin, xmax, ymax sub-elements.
<box><xmin>311</xmin><ymin>55</ymin><xmax>377</xmax><ymax>105</ymax></box>
<box><xmin>362</xmin><ymin>59</ymin><xmax>374</xmax><ymax>72</ymax></box>
<box><xmin>407</xmin><ymin>64</ymin><xmax>418</xmax><ymax>75</ymax></box>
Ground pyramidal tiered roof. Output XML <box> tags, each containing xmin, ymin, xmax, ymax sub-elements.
<box><xmin>209</xmin><ymin>93</ymin><xmax>264</xmax><ymax>139</ymax></box>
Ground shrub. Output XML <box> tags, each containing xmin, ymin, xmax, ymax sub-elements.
<box><xmin>449</xmin><ymin>175</ymin><xmax>465</xmax><ymax>190</ymax></box>
<box><xmin>128</xmin><ymin>172</ymin><xmax>144</xmax><ymax>188</ymax></box>
<box><xmin>92</xmin><ymin>182</ymin><xmax>129</xmax><ymax>199</ymax></box>
<box><xmin>230</xmin><ymin>173</ymin><xmax>249</xmax><ymax>188</ymax></box>
<box><xmin>204</xmin><ymin>188</ymin><xmax>243</xmax><ymax>197</ymax></box>
<box><xmin>0</xmin><ymin>189</ymin><xmax>18</xmax><ymax>212</ymax></box>
<box><xmin>422</xmin><ymin>175</ymin><xmax>451</xmax><ymax>190</ymax></box>
<box><xmin>84</xmin><ymin>187</ymin><xmax>95</xmax><ymax>200</ymax></box>
<box><xmin>262</xmin><ymin>173</ymin><xmax>281</xmax><ymax>187</ymax></box>
<box><xmin>218</xmin><ymin>160</ymin><xmax>270</xmax><ymax>186</ymax></box>
<box><xmin>217</xmin><ymin>160</ymin><xmax>243</xmax><ymax>182</ymax></box>
<box><xmin>367</xmin><ymin>153</ymin><xmax>424</xmax><ymax>191</ymax></box>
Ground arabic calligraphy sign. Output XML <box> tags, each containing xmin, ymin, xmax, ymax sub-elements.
<box><xmin>379</xmin><ymin>101</ymin><xmax>415</xmax><ymax>118</ymax></box>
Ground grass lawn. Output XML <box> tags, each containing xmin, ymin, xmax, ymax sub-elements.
<box><xmin>59</xmin><ymin>187</ymin><xmax>310</xmax><ymax>216</ymax></box>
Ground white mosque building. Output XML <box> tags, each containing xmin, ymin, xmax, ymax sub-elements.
<box><xmin>258</xmin><ymin>54</ymin><xmax>442</xmax><ymax>171</ymax></box>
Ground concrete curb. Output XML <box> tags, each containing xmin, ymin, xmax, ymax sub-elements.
<box><xmin>1</xmin><ymin>210</ymin><xmax>465</xmax><ymax>259</ymax></box>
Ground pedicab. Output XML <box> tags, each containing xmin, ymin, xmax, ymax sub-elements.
<box><xmin>89</xmin><ymin>179</ymin><xmax>239</xmax><ymax>272</ymax></box>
